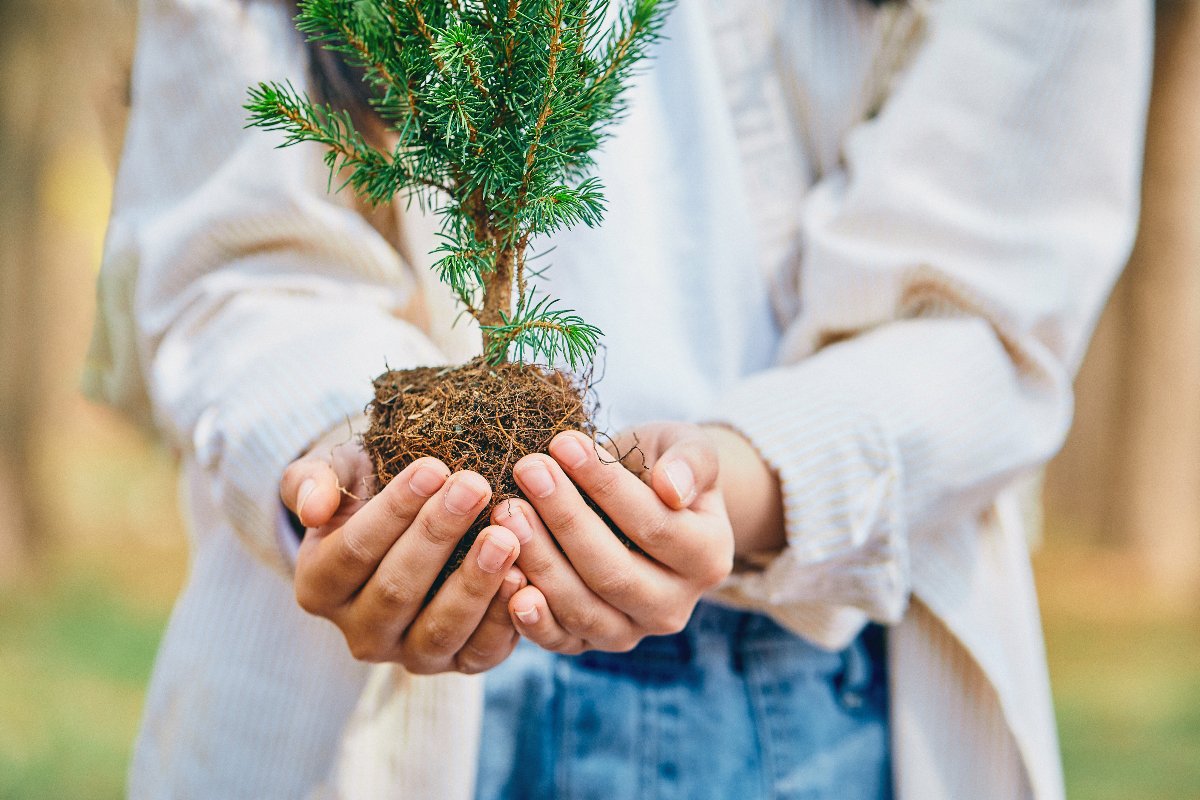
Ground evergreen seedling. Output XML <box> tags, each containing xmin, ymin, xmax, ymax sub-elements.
<box><xmin>247</xmin><ymin>0</ymin><xmax>671</xmax><ymax>367</ymax></box>
<box><xmin>246</xmin><ymin>0</ymin><xmax>672</xmax><ymax>586</ymax></box>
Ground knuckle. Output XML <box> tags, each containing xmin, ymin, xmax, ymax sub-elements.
<box><xmin>592</xmin><ymin>568</ymin><xmax>633</xmax><ymax>601</ymax></box>
<box><xmin>583</xmin><ymin>464</ymin><xmax>623</xmax><ymax>504</ymax></box>
<box><xmin>290</xmin><ymin>573</ymin><xmax>328</xmax><ymax>618</ymax></box>
<box><xmin>486</xmin><ymin>599</ymin><xmax>516</xmax><ymax>627</ymax></box>
<box><xmin>379</xmin><ymin>482</ymin><xmax>417</xmax><ymax>522</ymax></box>
<box><xmin>453</xmin><ymin>653</ymin><xmax>485</xmax><ymax>675</ymax></box>
<box><xmin>421</xmin><ymin>617</ymin><xmax>459</xmax><ymax>654</ymax></box>
<box><xmin>416</xmin><ymin>511</ymin><xmax>463</xmax><ymax>549</ymax></box>
<box><xmin>527</xmin><ymin>624</ymin><xmax>573</xmax><ymax>654</ymax></box>
<box><xmin>401</xmin><ymin>652</ymin><xmax>440</xmax><ymax>675</ymax></box>
<box><xmin>643</xmin><ymin>602</ymin><xmax>691</xmax><ymax>636</ymax></box>
<box><xmin>609</xmin><ymin>634</ymin><xmax>642</xmax><ymax>654</ymax></box>
<box><xmin>660</xmin><ymin>608</ymin><xmax>692</xmax><ymax>636</ymax></box>
<box><xmin>645</xmin><ymin>620</ymin><xmax>677</xmax><ymax>637</ymax></box>
<box><xmin>398</xmin><ymin>634</ymin><xmax>444</xmax><ymax>674</ymax></box>
<box><xmin>454</xmin><ymin>642</ymin><xmax>499</xmax><ymax>675</ymax></box>
<box><xmin>542</xmin><ymin>503</ymin><xmax>583</xmax><ymax>539</ymax></box>
<box><xmin>373</xmin><ymin>571</ymin><xmax>418</xmax><ymax>610</ymax></box>
<box><xmin>557</xmin><ymin>604</ymin><xmax>602</xmax><ymax>639</ymax></box>
<box><xmin>636</xmin><ymin>511</ymin><xmax>673</xmax><ymax>548</ymax></box>
<box><xmin>643</xmin><ymin>618</ymin><xmax>672</xmax><ymax>637</ymax></box>
<box><xmin>699</xmin><ymin>553</ymin><xmax>734</xmax><ymax>589</ymax></box>
<box><xmin>346</xmin><ymin>634</ymin><xmax>387</xmax><ymax>664</ymax></box>
<box><xmin>294</xmin><ymin>580</ymin><xmax>325</xmax><ymax>616</ymax></box>
<box><xmin>540</xmin><ymin>632</ymin><xmax>573</xmax><ymax>654</ymax></box>
<box><xmin>336</xmin><ymin>530</ymin><xmax>375</xmax><ymax>572</ymax></box>
<box><xmin>458</xmin><ymin>571</ymin><xmax>495</xmax><ymax>602</ymax></box>
<box><xmin>559</xmin><ymin>640</ymin><xmax>587</xmax><ymax>656</ymax></box>
<box><xmin>518</xmin><ymin>547</ymin><xmax>558</xmax><ymax>578</ymax></box>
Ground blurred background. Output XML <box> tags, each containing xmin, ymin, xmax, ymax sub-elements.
<box><xmin>1</xmin><ymin>1</ymin><xmax>1198</xmax><ymax>798</ymax></box>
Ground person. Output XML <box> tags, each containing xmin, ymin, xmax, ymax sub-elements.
<box><xmin>86</xmin><ymin>0</ymin><xmax>1151</xmax><ymax>798</ymax></box>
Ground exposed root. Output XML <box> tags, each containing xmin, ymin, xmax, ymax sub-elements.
<box><xmin>363</xmin><ymin>357</ymin><xmax>634</xmax><ymax>592</ymax></box>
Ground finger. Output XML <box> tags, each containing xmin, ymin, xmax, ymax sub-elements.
<box><xmin>351</xmin><ymin>470</ymin><xmax>492</xmax><ymax>632</ymax></box>
<box><xmin>294</xmin><ymin>457</ymin><xmax>450</xmax><ymax>612</ymax></box>
<box><xmin>454</xmin><ymin>566</ymin><xmax>526</xmax><ymax>674</ymax></box>
<box><xmin>281</xmin><ymin>456</ymin><xmax>341</xmax><ymax>529</ymax></box>
<box><xmin>513</xmin><ymin>452</ymin><xmax>674</xmax><ymax>609</ymax></box>
<box><xmin>329</xmin><ymin>439</ymin><xmax>376</xmax><ymax>501</ymax></box>
<box><xmin>493</xmin><ymin>499</ymin><xmax>637</xmax><ymax>649</ymax></box>
<box><xmin>401</xmin><ymin>525</ymin><xmax>520</xmax><ymax>673</ymax></box>
<box><xmin>509</xmin><ymin>585</ymin><xmax>587</xmax><ymax>655</ymax></box>
<box><xmin>541</xmin><ymin>432</ymin><xmax>719</xmax><ymax>572</ymax></box>
<box><xmin>599</xmin><ymin>429</ymin><xmax>652</xmax><ymax>481</ymax></box>
<box><xmin>648</xmin><ymin>430</ymin><xmax>720</xmax><ymax>510</ymax></box>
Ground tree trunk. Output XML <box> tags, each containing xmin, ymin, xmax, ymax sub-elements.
<box><xmin>1106</xmin><ymin>2</ymin><xmax>1200</xmax><ymax>603</ymax></box>
<box><xmin>0</xmin><ymin>0</ymin><xmax>51</xmax><ymax>577</ymax></box>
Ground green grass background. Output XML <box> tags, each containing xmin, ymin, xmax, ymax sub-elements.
<box><xmin>1</xmin><ymin>545</ymin><xmax>1196</xmax><ymax>799</ymax></box>
<box><xmin>0</xmin><ymin>577</ymin><xmax>164</xmax><ymax>800</ymax></box>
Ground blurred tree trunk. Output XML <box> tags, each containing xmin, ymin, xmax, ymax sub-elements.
<box><xmin>0</xmin><ymin>0</ymin><xmax>51</xmax><ymax>577</ymax></box>
<box><xmin>1047</xmin><ymin>2</ymin><xmax>1200</xmax><ymax>605</ymax></box>
<box><xmin>1110</xmin><ymin>1</ymin><xmax>1200</xmax><ymax>602</ymax></box>
<box><xmin>0</xmin><ymin>0</ymin><xmax>133</xmax><ymax>583</ymax></box>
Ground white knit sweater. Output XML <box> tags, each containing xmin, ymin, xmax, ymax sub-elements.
<box><xmin>87</xmin><ymin>0</ymin><xmax>1151</xmax><ymax>797</ymax></box>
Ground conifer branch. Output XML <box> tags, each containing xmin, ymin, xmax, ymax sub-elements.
<box><xmin>482</xmin><ymin>293</ymin><xmax>602</xmax><ymax>369</ymax></box>
<box><xmin>249</xmin><ymin>0</ymin><xmax>673</xmax><ymax>368</ymax></box>
<box><xmin>521</xmin><ymin>0</ymin><xmax>565</xmax><ymax>190</ymax></box>
<box><xmin>405</xmin><ymin>0</ymin><xmax>451</xmax><ymax>74</ymax></box>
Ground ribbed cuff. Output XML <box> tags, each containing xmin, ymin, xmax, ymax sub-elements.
<box><xmin>191</xmin><ymin>302</ymin><xmax>444</xmax><ymax>576</ymax></box>
<box><xmin>704</xmin><ymin>343</ymin><xmax>911</xmax><ymax>645</ymax></box>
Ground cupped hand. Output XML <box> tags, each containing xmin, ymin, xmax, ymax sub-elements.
<box><xmin>279</xmin><ymin>419</ymin><xmax>526</xmax><ymax>674</ymax></box>
<box><xmin>491</xmin><ymin>422</ymin><xmax>735</xmax><ymax>655</ymax></box>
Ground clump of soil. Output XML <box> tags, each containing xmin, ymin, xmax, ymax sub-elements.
<box><xmin>363</xmin><ymin>358</ymin><xmax>633</xmax><ymax>592</ymax></box>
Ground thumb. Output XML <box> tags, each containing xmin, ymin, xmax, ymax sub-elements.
<box><xmin>280</xmin><ymin>457</ymin><xmax>341</xmax><ymax>528</ymax></box>
<box><xmin>650</xmin><ymin>429</ymin><xmax>720</xmax><ymax>510</ymax></box>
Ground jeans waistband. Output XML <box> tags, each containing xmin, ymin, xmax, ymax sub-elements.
<box><xmin>574</xmin><ymin>602</ymin><xmax>886</xmax><ymax>682</ymax></box>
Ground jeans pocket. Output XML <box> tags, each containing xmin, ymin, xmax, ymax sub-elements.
<box><xmin>743</xmin><ymin>625</ymin><xmax>891</xmax><ymax>800</ymax></box>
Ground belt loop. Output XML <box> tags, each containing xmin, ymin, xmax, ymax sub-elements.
<box><xmin>729</xmin><ymin>612</ymin><xmax>754</xmax><ymax>674</ymax></box>
<box><xmin>672</xmin><ymin>629</ymin><xmax>694</xmax><ymax>664</ymax></box>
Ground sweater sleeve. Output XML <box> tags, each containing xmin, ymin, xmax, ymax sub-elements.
<box><xmin>706</xmin><ymin>0</ymin><xmax>1152</xmax><ymax>649</ymax></box>
<box><xmin>94</xmin><ymin>0</ymin><xmax>445</xmax><ymax>574</ymax></box>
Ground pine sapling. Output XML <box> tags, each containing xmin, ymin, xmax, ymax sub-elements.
<box><xmin>247</xmin><ymin>0</ymin><xmax>672</xmax><ymax>586</ymax></box>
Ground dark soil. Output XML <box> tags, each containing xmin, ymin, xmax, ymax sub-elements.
<box><xmin>363</xmin><ymin>357</ymin><xmax>633</xmax><ymax>593</ymax></box>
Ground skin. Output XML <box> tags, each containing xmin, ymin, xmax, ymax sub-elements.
<box><xmin>280</xmin><ymin>418</ymin><xmax>527</xmax><ymax>674</ymax></box>
<box><xmin>280</xmin><ymin>417</ymin><xmax>786</xmax><ymax>669</ymax></box>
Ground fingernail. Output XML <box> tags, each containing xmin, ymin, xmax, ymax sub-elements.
<box><xmin>478</xmin><ymin>532</ymin><xmax>514</xmax><ymax>574</ymax></box>
<box><xmin>513</xmin><ymin>604</ymin><xmax>541</xmax><ymax>626</ymax></box>
<box><xmin>516</xmin><ymin>460</ymin><xmax>555</xmax><ymax>499</ymax></box>
<box><xmin>552</xmin><ymin>434</ymin><xmax>589</xmax><ymax>469</ymax></box>
<box><xmin>445</xmin><ymin>478</ymin><xmax>485</xmax><ymax>515</ymax></box>
<box><xmin>296</xmin><ymin>479</ymin><xmax>316</xmax><ymax>524</ymax></box>
<box><xmin>500</xmin><ymin>505</ymin><xmax>533</xmax><ymax>544</ymax></box>
<box><xmin>409</xmin><ymin>466</ymin><xmax>446</xmax><ymax>498</ymax></box>
<box><xmin>663</xmin><ymin>460</ymin><xmax>696</xmax><ymax>506</ymax></box>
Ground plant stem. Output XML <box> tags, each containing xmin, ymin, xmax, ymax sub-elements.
<box><xmin>480</xmin><ymin>246</ymin><xmax>514</xmax><ymax>357</ymax></box>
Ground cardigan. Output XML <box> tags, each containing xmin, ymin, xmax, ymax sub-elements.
<box><xmin>86</xmin><ymin>0</ymin><xmax>1151</xmax><ymax>797</ymax></box>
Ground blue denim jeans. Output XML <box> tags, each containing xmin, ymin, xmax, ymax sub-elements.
<box><xmin>475</xmin><ymin>602</ymin><xmax>891</xmax><ymax>800</ymax></box>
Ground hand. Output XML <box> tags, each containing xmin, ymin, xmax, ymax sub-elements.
<box><xmin>279</xmin><ymin>418</ymin><xmax>525</xmax><ymax>674</ymax></box>
<box><xmin>490</xmin><ymin>423</ymin><xmax>735</xmax><ymax>654</ymax></box>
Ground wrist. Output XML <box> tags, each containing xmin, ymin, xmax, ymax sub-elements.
<box><xmin>700</xmin><ymin>424</ymin><xmax>786</xmax><ymax>558</ymax></box>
